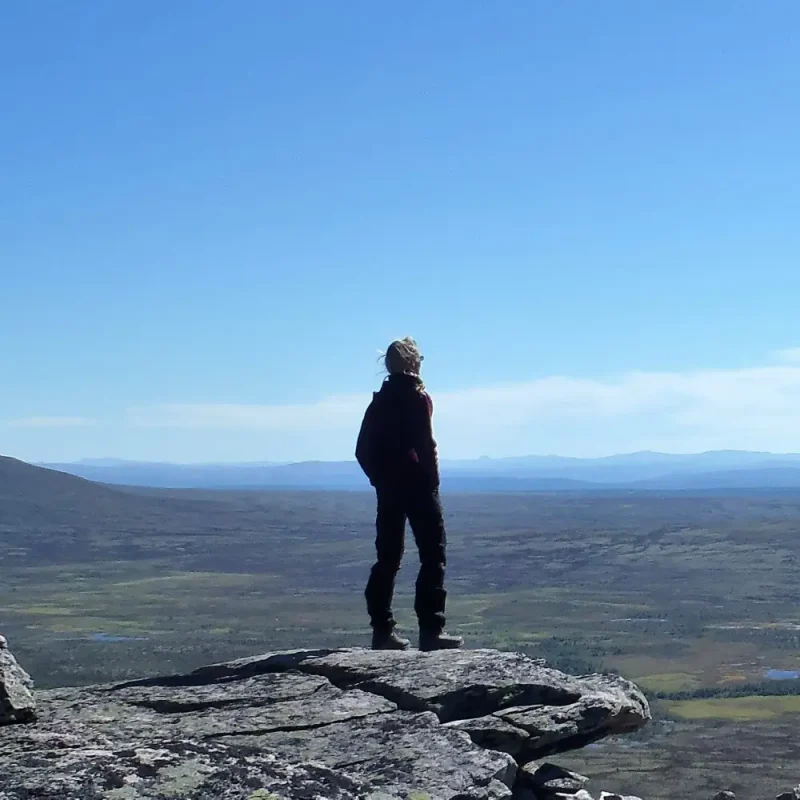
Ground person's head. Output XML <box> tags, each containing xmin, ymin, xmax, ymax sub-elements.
<box><xmin>384</xmin><ymin>337</ymin><xmax>424</xmax><ymax>377</ymax></box>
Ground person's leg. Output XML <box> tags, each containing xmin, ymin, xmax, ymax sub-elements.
<box><xmin>407</xmin><ymin>487</ymin><xmax>462</xmax><ymax>650</ymax></box>
<box><xmin>365</xmin><ymin>485</ymin><xmax>409</xmax><ymax>649</ymax></box>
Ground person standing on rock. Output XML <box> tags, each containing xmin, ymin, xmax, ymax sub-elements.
<box><xmin>356</xmin><ymin>337</ymin><xmax>464</xmax><ymax>652</ymax></box>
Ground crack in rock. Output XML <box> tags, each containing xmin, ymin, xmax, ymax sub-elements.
<box><xmin>204</xmin><ymin>709</ymin><xmax>397</xmax><ymax>740</ymax></box>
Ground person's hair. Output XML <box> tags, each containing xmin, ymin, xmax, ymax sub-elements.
<box><xmin>383</xmin><ymin>337</ymin><xmax>424</xmax><ymax>383</ymax></box>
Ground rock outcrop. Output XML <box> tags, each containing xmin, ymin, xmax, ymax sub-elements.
<box><xmin>712</xmin><ymin>791</ymin><xmax>800</xmax><ymax>800</ymax></box>
<box><xmin>0</xmin><ymin>635</ymin><xmax>36</xmax><ymax>726</ymax></box>
<box><xmin>0</xmin><ymin>646</ymin><xmax>650</xmax><ymax>800</ymax></box>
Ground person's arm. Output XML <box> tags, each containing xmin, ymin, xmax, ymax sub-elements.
<box><xmin>355</xmin><ymin>398</ymin><xmax>377</xmax><ymax>486</ymax></box>
<box><xmin>410</xmin><ymin>390</ymin><xmax>440</xmax><ymax>489</ymax></box>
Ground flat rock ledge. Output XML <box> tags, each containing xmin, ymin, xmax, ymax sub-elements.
<box><xmin>0</xmin><ymin>646</ymin><xmax>649</xmax><ymax>800</ymax></box>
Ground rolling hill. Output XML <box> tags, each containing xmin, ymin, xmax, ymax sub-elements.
<box><xmin>0</xmin><ymin>455</ymin><xmax>144</xmax><ymax>525</ymax></box>
<box><xmin>0</xmin><ymin>456</ymin><xmax>234</xmax><ymax>564</ymax></box>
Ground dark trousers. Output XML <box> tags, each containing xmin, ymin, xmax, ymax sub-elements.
<box><xmin>365</xmin><ymin>483</ymin><xmax>447</xmax><ymax>634</ymax></box>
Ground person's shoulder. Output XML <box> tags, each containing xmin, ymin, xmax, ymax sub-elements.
<box><xmin>417</xmin><ymin>388</ymin><xmax>433</xmax><ymax>414</ymax></box>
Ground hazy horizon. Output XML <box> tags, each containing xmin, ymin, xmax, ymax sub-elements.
<box><xmin>33</xmin><ymin>448</ymin><xmax>800</xmax><ymax>467</ymax></box>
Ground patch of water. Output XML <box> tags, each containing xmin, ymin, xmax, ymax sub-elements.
<box><xmin>714</xmin><ymin>622</ymin><xmax>800</xmax><ymax>631</ymax></box>
<box><xmin>765</xmin><ymin>669</ymin><xmax>799</xmax><ymax>680</ymax></box>
<box><xmin>88</xmin><ymin>633</ymin><xmax>149</xmax><ymax>643</ymax></box>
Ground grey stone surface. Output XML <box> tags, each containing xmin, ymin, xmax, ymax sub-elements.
<box><xmin>599</xmin><ymin>794</ymin><xmax>644</xmax><ymax>800</ymax></box>
<box><xmin>517</xmin><ymin>762</ymin><xmax>590</xmax><ymax>795</ymax></box>
<box><xmin>0</xmin><ymin>647</ymin><xmax>650</xmax><ymax>799</ymax></box>
<box><xmin>445</xmin><ymin>670</ymin><xmax>648</xmax><ymax>761</ymax></box>
<box><xmin>560</xmin><ymin>792</ymin><xmax>595</xmax><ymax>800</ymax></box>
<box><xmin>0</xmin><ymin>636</ymin><xmax>36</xmax><ymax>726</ymax></box>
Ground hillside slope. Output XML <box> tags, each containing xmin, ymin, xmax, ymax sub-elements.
<box><xmin>0</xmin><ymin>456</ymin><xmax>142</xmax><ymax>524</ymax></box>
<box><xmin>0</xmin><ymin>456</ymin><xmax>234</xmax><ymax>565</ymax></box>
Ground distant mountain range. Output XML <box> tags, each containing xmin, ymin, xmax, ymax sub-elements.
<box><xmin>38</xmin><ymin>451</ymin><xmax>800</xmax><ymax>492</ymax></box>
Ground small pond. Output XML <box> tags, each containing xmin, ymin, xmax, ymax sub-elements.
<box><xmin>88</xmin><ymin>633</ymin><xmax>149</xmax><ymax>643</ymax></box>
<box><xmin>765</xmin><ymin>669</ymin><xmax>799</xmax><ymax>680</ymax></box>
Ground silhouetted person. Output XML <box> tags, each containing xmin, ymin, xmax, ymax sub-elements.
<box><xmin>356</xmin><ymin>338</ymin><xmax>463</xmax><ymax>651</ymax></box>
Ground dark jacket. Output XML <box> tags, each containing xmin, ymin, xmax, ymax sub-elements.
<box><xmin>355</xmin><ymin>374</ymin><xmax>440</xmax><ymax>490</ymax></box>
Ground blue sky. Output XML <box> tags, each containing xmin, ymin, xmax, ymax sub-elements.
<box><xmin>3</xmin><ymin>1</ymin><xmax>800</xmax><ymax>463</ymax></box>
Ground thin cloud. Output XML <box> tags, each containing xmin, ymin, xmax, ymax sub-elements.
<box><xmin>8</xmin><ymin>416</ymin><xmax>95</xmax><ymax>429</ymax></box>
<box><xmin>128</xmin><ymin>351</ymin><xmax>800</xmax><ymax>449</ymax></box>
<box><xmin>15</xmin><ymin>353</ymin><xmax>800</xmax><ymax>461</ymax></box>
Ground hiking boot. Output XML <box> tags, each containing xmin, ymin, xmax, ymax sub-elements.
<box><xmin>372</xmin><ymin>629</ymin><xmax>411</xmax><ymax>651</ymax></box>
<box><xmin>419</xmin><ymin>630</ymin><xmax>464</xmax><ymax>652</ymax></box>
